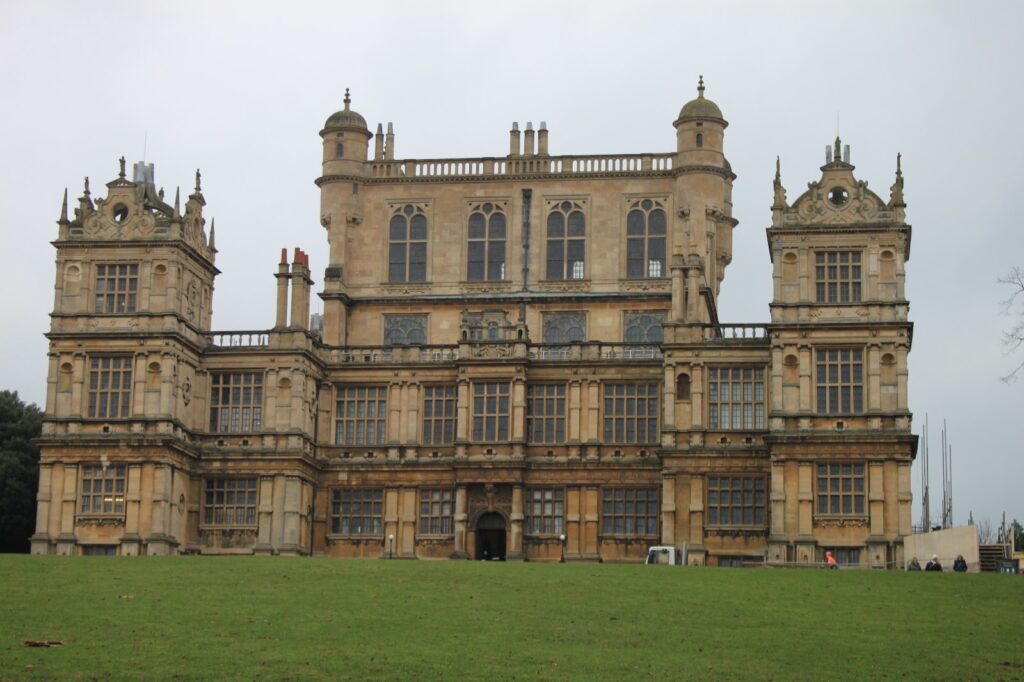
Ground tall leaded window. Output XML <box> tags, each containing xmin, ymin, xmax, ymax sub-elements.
<box><xmin>203</xmin><ymin>478</ymin><xmax>257</xmax><ymax>526</ymax></box>
<box><xmin>472</xmin><ymin>382</ymin><xmax>510</xmax><ymax>441</ymax></box>
<box><xmin>388</xmin><ymin>204</ymin><xmax>427</xmax><ymax>283</ymax></box>
<box><xmin>816</xmin><ymin>463</ymin><xmax>866</xmax><ymax>516</ymax></box>
<box><xmin>209</xmin><ymin>372</ymin><xmax>263</xmax><ymax>432</ymax></box>
<box><xmin>623</xmin><ymin>311</ymin><xmax>666</xmax><ymax>343</ymax></box>
<box><xmin>815</xmin><ymin>349</ymin><xmax>863</xmax><ymax>414</ymax></box>
<box><xmin>603</xmin><ymin>383</ymin><xmax>659</xmax><ymax>444</ymax></box>
<box><xmin>815</xmin><ymin>251</ymin><xmax>862</xmax><ymax>303</ymax></box>
<box><xmin>527</xmin><ymin>384</ymin><xmax>566</xmax><ymax>444</ymax></box>
<box><xmin>707</xmin><ymin>477</ymin><xmax>766</xmax><ymax>527</ymax></box>
<box><xmin>331</xmin><ymin>489</ymin><xmax>383</xmax><ymax>535</ymax></box>
<box><xmin>468</xmin><ymin>202</ymin><xmax>506</xmax><ymax>281</ymax></box>
<box><xmin>87</xmin><ymin>356</ymin><xmax>132</xmax><ymax>419</ymax></box>
<box><xmin>384</xmin><ymin>315</ymin><xmax>427</xmax><ymax>345</ymax></box>
<box><xmin>601</xmin><ymin>488</ymin><xmax>658</xmax><ymax>536</ymax></box>
<box><xmin>422</xmin><ymin>385</ymin><xmax>456</xmax><ymax>445</ymax></box>
<box><xmin>419</xmin><ymin>488</ymin><xmax>453</xmax><ymax>534</ymax></box>
<box><xmin>542</xmin><ymin>312</ymin><xmax>586</xmax><ymax>343</ymax></box>
<box><xmin>80</xmin><ymin>464</ymin><xmax>126</xmax><ymax>515</ymax></box>
<box><xmin>94</xmin><ymin>263</ymin><xmax>139</xmax><ymax>313</ymax></box>
<box><xmin>707</xmin><ymin>368</ymin><xmax>766</xmax><ymax>430</ymax></box>
<box><xmin>335</xmin><ymin>386</ymin><xmax>387</xmax><ymax>445</ymax></box>
<box><xmin>525</xmin><ymin>488</ymin><xmax>564</xmax><ymax>534</ymax></box>
<box><xmin>626</xmin><ymin>200</ymin><xmax>667</xmax><ymax>278</ymax></box>
<box><xmin>546</xmin><ymin>200</ymin><xmax>586</xmax><ymax>280</ymax></box>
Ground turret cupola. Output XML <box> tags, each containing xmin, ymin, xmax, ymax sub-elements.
<box><xmin>674</xmin><ymin>76</ymin><xmax>728</xmax><ymax>159</ymax></box>
<box><xmin>320</xmin><ymin>88</ymin><xmax>372</xmax><ymax>172</ymax></box>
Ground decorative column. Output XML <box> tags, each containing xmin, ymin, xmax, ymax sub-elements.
<box><xmin>452</xmin><ymin>485</ymin><xmax>468</xmax><ymax>559</ymax></box>
<box><xmin>455</xmin><ymin>379</ymin><xmax>470</xmax><ymax>459</ymax></box>
<box><xmin>508</xmin><ymin>485</ymin><xmax>524</xmax><ymax>560</ymax></box>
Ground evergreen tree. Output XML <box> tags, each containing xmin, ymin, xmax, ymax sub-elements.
<box><xmin>0</xmin><ymin>391</ymin><xmax>42</xmax><ymax>553</ymax></box>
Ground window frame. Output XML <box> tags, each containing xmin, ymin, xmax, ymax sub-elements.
<box><xmin>79</xmin><ymin>464</ymin><xmax>126</xmax><ymax>516</ymax></box>
<box><xmin>202</xmin><ymin>477</ymin><xmax>258</xmax><ymax>528</ymax></box>
<box><xmin>87</xmin><ymin>355</ymin><xmax>133</xmax><ymax>419</ymax></box>
<box><xmin>93</xmin><ymin>263</ymin><xmax>139</xmax><ymax>314</ymax></box>
<box><xmin>334</xmin><ymin>385</ymin><xmax>388</xmax><ymax>446</ymax></box>
<box><xmin>815</xmin><ymin>348</ymin><xmax>864</xmax><ymax>415</ymax></box>
<box><xmin>601</xmin><ymin>487</ymin><xmax>659</xmax><ymax>537</ymax></box>
<box><xmin>706</xmin><ymin>476</ymin><xmax>767</xmax><ymax>528</ymax></box>
<box><xmin>707</xmin><ymin>367</ymin><xmax>766</xmax><ymax>431</ymax></box>
<box><xmin>330</xmin><ymin>488</ymin><xmax>384</xmax><ymax>536</ymax></box>
<box><xmin>418</xmin><ymin>488</ymin><xmax>454</xmax><ymax>536</ymax></box>
<box><xmin>383</xmin><ymin>314</ymin><xmax>428</xmax><ymax>346</ymax></box>
<box><xmin>526</xmin><ymin>383</ymin><xmax>567</xmax><ymax>444</ymax></box>
<box><xmin>471</xmin><ymin>382</ymin><xmax>510</xmax><ymax>442</ymax></box>
<box><xmin>209</xmin><ymin>371</ymin><xmax>264</xmax><ymax>433</ymax></box>
<box><xmin>815</xmin><ymin>462</ymin><xmax>867</xmax><ymax>517</ymax></box>
<box><xmin>602</xmin><ymin>383</ymin><xmax>659</xmax><ymax>444</ymax></box>
<box><xmin>814</xmin><ymin>250</ymin><xmax>862</xmax><ymax>303</ymax></box>
<box><xmin>422</xmin><ymin>385</ymin><xmax>457</xmax><ymax>446</ymax></box>
<box><xmin>524</xmin><ymin>488</ymin><xmax>565</xmax><ymax>535</ymax></box>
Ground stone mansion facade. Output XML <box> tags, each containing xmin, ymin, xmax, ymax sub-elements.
<box><xmin>32</xmin><ymin>81</ymin><xmax>917</xmax><ymax>566</ymax></box>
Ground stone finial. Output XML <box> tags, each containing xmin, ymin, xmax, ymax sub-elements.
<box><xmin>697</xmin><ymin>74</ymin><xmax>705</xmax><ymax>96</ymax></box>
<box><xmin>194</xmin><ymin>169</ymin><xmax>202</xmax><ymax>193</ymax></box>
<box><xmin>376</xmin><ymin>122</ymin><xmax>383</xmax><ymax>134</ymax></box>
<box><xmin>834</xmin><ymin>136</ymin><xmax>842</xmax><ymax>161</ymax></box>
<box><xmin>344</xmin><ymin>88</ymin><xmax>351</xmax><ymax>110</ymax></box>
<box><xmin>83</xmin><ymin>176</ymin><xmax>91</xmax><ymax>197</ymax></box>
<box><xmin>118</xmin><ymin>156</ymin><xmax>126</xmax><ymax>178</ymax></box>
<box><xmin>59</xmin><ymin>188</ymin><xmax>68</xmax><ymax>222</ymax></box>
<box><xmin>889</xmin><ymin>152</ymin><xmax>905</xmax><ymax>206</ymax></box>
<box><xmin>209</xmin><ymin>217</ymin><xmax>216</xmax><ymax>251</ymax></box>
<box><xmin>173</xmin><ymin>187</ymin><xmax>180</xmax><ymax>217</ymax></box>
<box><xmin>773</xmin><ymin>156</ymin><xmax>788</xmax><ymax>209</ymax></box>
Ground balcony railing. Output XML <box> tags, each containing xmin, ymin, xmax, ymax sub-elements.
<box><xmin>703</xmin><ymin>324</ymin><xmax>769</xmax><ymax>343</ymax></box>
<box><xmin>338</xmin><ymin>345</ymin><xmax>460</xmax><ymax>364</ymax></box>
<box><xmin>208</xmin><ymin>331</ymin><xmax>270</xmax><ymax>348</ymax></box>
<box><xmin>369</xmin><ymin>152</ymin><xmax>675</xmax><ymax>181</ymax></box>
<box><xmin>528</xmin><ymin>343</ymin><xmax>663</xmax><ymax>362</ymax></box>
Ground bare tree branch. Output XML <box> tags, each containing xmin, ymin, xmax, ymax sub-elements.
<box><xmin>999</xmin><ymin>266</ymin><xmax>1024</xmax><ymax>382</ymax></box>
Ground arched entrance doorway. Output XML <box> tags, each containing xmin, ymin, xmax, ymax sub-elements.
<box><xmin>475</xmin><ymin>512</ymin><xmax>507</xmax><ymax>561</ymax></box>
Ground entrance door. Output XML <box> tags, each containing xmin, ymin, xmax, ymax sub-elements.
<box><xmin>475</xmin><ymin>512</ymin><xmax>507</xmax><ymax>561</ymax></box>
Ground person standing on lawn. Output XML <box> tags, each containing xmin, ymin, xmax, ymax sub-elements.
<box><xmin>826</xmin><ymin>551</ymin><xmax>838</xmax><ymax>570</ymax></box>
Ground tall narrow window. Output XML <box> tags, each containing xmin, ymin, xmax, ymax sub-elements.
<box><xmin>467</xmin><ymin>202</ymin><xmax>506</xmax><ymax>281</ymax></box>
<box><xmin>547</xmin><ymin>201</ymin><xmax>586</xmax><ymax>280</ymax></box>
<box><xmin>335</xmin><ymin>386</ymin><xmax>388</xmax><ymax>445</ymax></box>
<box><xmin>525</xmin><ymin>488</ymin><xmax>565</xmax><ymax>534</ymax></box>
<box><xmin>696</xmin><ymin>133</ymin><xmax>703</xmax><ymax>148</ymax></box>
<box><xmin>815</xmin><ymin>349</ymin><xmax>863</xmax><ymax>414</ymax></box>
<box><xmin>815</xmin><ymin>251</ymin><xmax>862</xmax><ymax>303</ymax></box>
<box><xmin>209</xmin><ymin>372</ymin><xmax>263</xmax><ymax>432</ymax></box>
<box><xmin>419</xmin><ymin>488</ymin><xmax>454</xmax><ymax>534</ymax></box>
<box><xmin>422</xmin><ymin>385</ymin><xmax>457</xmax><ymax>445</ymax></box>
<box><xmin>388</xmin><ymin>205</ymin><xmax>427</xmax><ymax>283</ymax></box>
<box><xmin>87</xmin><ymin>356</ymin><xmax>132</xmax><ymax>419</ymax></box>
<box><xmin>816</xmin><ymin>463</ymin><xmax>866</xmax><ymax>516</ymax></box>
<box><xmin>527</xmin><ymin>384</ymin><xmax>566</xmax><ymax>444</ymax></box>
<box><xmin>94</xmin><ymin>263</ymin><xmax>139</xmax><ymax>313</ymax></box>
<box><xmin>472</xmin><ymin>382</ymin><xmax>510</xmax><ymax>441</ymax></box>
<box><xmin>626</xmin><ymin>200</ymin><xmax>667</xmax><ymax>278</ymax></box>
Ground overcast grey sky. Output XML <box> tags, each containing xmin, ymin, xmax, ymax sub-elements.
<box><xmin>1</xmin><ymin>0</ymin><xmax>1020</xmax><ymax>529</ymax></box>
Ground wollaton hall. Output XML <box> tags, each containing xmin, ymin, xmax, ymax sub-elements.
<box><xmin>32</xmin><ymin>80</ymin><xmax>917</xmax><ymax>566</ymax></box>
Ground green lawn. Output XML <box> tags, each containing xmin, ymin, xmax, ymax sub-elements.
<box><xmin>0</xmin><ymin>557</ymin><xmax>1021</xmax><ymax>680</ymax></box>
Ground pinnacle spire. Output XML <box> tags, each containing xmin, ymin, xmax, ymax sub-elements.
<box><xmin>697</xmin><ymin>74</ymin><xmax>705</xmax><ymax>97</ymax></box>
<box><xmin>173</xmin><ymin>187</ymin><xmax>180</xmax><ymax>216</ymax></box>
<box><xmin>774</xmin><ymin>156</ymin><xmax>781</xmax><ymax>183</ymax></box>
<box><xmin>344</xmin><ymin>88</ymin><xmax>351</xmax><ymax>110</ymax></box>
<box><xmin>209</xmin><ymin>217</ymin><xmax>216</xmax><ymax>251</ymax></box>
<box><xmin>59</xmin><ymin>188</ymin><xmax>68</xmax><ymax>222</ymax></box>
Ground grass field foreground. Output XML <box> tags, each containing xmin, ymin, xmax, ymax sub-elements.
<box><xmin>1</xmin><ymin>556</ymin><xmax>1022</xmax><ymax>680</ymax></box>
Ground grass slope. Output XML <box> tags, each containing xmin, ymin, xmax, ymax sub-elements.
<box><xmin>0</xmin><ymin>557</ymin><xmax>1021</xmax><ymax>680</ymax></box>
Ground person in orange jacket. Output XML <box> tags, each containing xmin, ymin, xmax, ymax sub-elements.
<box><xmin>826</xmin><ymin>551</ymin><xmax>838</xmax><ymax>569</ymax></box>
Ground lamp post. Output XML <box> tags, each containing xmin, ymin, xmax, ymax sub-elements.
<box><xmin>559</xmin><ymin>533</ymin><xmax>567</xmax><ymax>563</ymax></box>
<box><xmin>388</xmin><ymin>533</ymin><xmax>395</xmax><ymax>560</ymax></box>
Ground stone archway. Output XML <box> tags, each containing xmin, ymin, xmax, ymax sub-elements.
<box><xmin>474</xmin><ymin>511</ymin><xmax>507</xmax><ymax>561</ymax></box>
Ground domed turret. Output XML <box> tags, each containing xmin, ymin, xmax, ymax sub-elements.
<box><xmin>322</xmin><ymin>88</ymin><xmax>369</xmax><ymax>133</ymax></box>
<box><xmin>677</xmin><ymin>76</ymin><xmax>724</xmax><ymax>121</ymax></box>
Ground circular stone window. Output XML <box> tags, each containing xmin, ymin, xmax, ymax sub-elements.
<box><xmin>828</xmin><ymin>187</ymin><xmax>849</xmax><ymax>206</ymax></box>
<box><xmin>112</xmin><ymin>203</ymin><xmax>129</xmax><ymax>223</ymax></box>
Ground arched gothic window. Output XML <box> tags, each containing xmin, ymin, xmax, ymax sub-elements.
<box><xmin>388</xmin><ymin>205</ymin><xmax>427</xmax><ymax>283</ymax></box>
<box><xmin>626</xmin><ymin>199</ymin><xmax>667</xmax><ymax>279</ymax></box>
<box><xmin>468</xmin><ymin>202</ymin><xmax>506</xmax><ymax>281</ymax></box>
<box><xmin>543</xmin><ymin>312</ymin><xmax>586</xmax><ymax>343</ymax></box>
<box><xmin>547</xmin><ymin>201</ymin><xmax>586</xmax><ymax>280</ymax></box>
<box><xmin>623</xmin><ymin>311</ymin><xmax>666</xmax><ymax>343</ymax></box>
<box><xmin>676</xmin><ymin>373</ymin><xmax>691</xmax><ymax>401</ymax></box>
